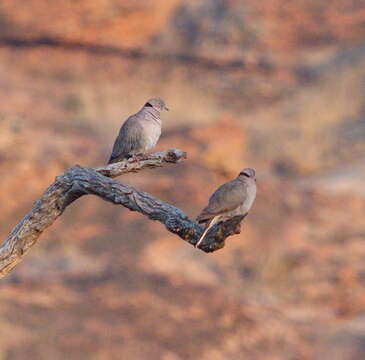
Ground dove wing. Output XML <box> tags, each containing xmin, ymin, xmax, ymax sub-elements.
<box><xmin>197</xmin><ymin>179</ymin><xmax>247</xmax><ymax>223</ymax></box>
<box><xmin>108</xmin><ymin>114</ymin><xmax>144</xmax><ymax>164</ymax></box>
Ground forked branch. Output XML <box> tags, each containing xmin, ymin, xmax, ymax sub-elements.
<box><xmin>0</xmin><ymin>149</ymin><xmax>245</xmax><ymax>279</ymax></box>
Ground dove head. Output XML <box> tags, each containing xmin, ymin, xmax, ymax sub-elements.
<box><xmin>238</xmin><ymin>168</ymin><xmax>256</xmax><ymax>180</ymax></box>
<box><xmin>144</xmin><ymin>98</ymin><xmax>169</xmax><ymax>111</ymax></box>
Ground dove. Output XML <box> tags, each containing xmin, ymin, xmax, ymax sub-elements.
<box><xmin>195</xmin><ymin>168</ymin><xmax>257</xmax><ymax>248</ymax></box>
<box><xmin>108</xmin><ymin>98</ymin><xmax>169</xmax><ymax>164</ymax></box>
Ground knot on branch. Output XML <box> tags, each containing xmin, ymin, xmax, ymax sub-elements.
<box><xmin>198</xmin><ymin>215</ymin><xmax>246</xmax><ymax>253</ymax></box>
<box><xmin>164</xmin><ymin>149</ymin><xmax>187</xmax><ymax>163</ymax></box>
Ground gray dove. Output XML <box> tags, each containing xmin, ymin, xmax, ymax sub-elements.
<box><xmin>108</xmin><ymin>98</ymin><xmax>169</xmax><ymax>164</ymax></box>
<box><xmin>195</xmin><ymin>168</ymin><xmax>257</xmax><ymax>248</ymax></box>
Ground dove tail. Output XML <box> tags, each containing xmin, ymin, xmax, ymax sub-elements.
<box><xmin>195</xmin><ymin>216</ymin><xmax>219</xmax><ymax>249</ymax></box>
<box><xmin>108</xmin><ymin>153</ymin><xmax>129</xmax><ymax>164</ymax></box>
<box><xmin>108</xmin><ymin>156</ymin><xmax>117</xmax><ymax>164</ymax></box>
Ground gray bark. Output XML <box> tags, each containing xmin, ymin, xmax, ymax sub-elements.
<box><xmin>0</xmin><ymin>149</ymin><xmax>245</xmax><ymax>279</ymax></box>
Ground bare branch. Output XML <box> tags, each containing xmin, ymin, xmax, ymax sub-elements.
<box><xmin>0</xmin><ymin>148</ymin><xmax>246</xmax><ymax>279</ymax></box>
<box><xmin>95</xmin><ymin>148</ymin><xmax>187</xmax><ymax>178</ymax></box>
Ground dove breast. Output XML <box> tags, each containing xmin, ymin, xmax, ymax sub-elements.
<box><xmin>138</xmin><ymin>117</ymin><xmax>162</xmax><ymax>153</ymax></box>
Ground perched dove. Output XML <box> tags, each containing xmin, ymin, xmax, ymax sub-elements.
<box><xmin>195</xmin><ymin>168</ymin><xmax>257</xmax><ymax>248</ymax></box>
<box><xmin>108</xmin><ymin>98</ymin><xmax>169</xmax><ymax>164</ymax></box>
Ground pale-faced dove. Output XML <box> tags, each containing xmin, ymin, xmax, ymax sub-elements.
<box><xmin>108</xmin><ymin>98</ymin><xmax>169</xmax><ymax>164</ymax></box>
<box><xmin>196</xmin><ymin>168</ymin><xmax>257</xmax><ymax>248</ymax></box>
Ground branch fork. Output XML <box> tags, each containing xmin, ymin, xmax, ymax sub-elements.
<box><xmin>0</xmin><ymin>148</ymin><xmax>246</xmax><ymax>278</ymax></box>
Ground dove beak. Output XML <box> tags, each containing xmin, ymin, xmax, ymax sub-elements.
<box><xmin>164</xmin><ymin>106</ymin><xmax>169</xmax><ymax>111</ymax></box>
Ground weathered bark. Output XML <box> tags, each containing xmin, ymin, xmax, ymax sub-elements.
<box><xmin>0</xmin><ymin>149</ymin><xmax>246</xmax><ymax>279</ymax></box>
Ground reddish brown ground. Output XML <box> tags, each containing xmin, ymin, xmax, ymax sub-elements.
<box><xmin>1</xmin><ymin>0</ymin><xmax>365</xmax><ymax>358</ymax></box>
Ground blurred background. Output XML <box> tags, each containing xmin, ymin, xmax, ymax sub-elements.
<box><xmin>1</xmin><ymin>0</ymin><xmax>365</xmax><ymax>358</ymax></box>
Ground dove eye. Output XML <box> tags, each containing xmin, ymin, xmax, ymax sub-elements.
<box><xmin>145</xmin><ymin>102</ymin><xmax>153</xmax><ymax>107</ymax></box>
<box><xmin>240</xmin><ymin>172</ymin><xmax>250</xmax><ymax>177</ymax></box>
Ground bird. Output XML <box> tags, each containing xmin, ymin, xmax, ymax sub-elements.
<box><xmin>195</xmin><ymin>168</ymin><xmax>257</xmax><ymax>248</ymax></box>
<box><xmin>108</xmin><ymin>98</ymin><xmax>169</xmax><ymax>164</ymax></box>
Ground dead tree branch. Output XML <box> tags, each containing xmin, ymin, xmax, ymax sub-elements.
<box><xmin>0</xmin><ymin>148</ymin><xmax>245</xmax><ymax>279</ymax></box>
